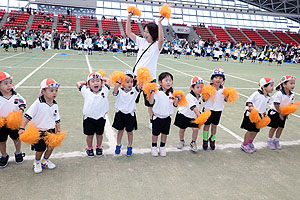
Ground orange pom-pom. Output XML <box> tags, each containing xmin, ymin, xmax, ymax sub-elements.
<box><xmin>223</xmin><ymin>87</ymin><xmax>239</xmax><ymax>103</ymax></box>
<box><xmin>97</xmin><ymin>70</ymin><xmax>106</xmax><ymax>78</ymax></box>
<box><xmin>193</xmin><ymin>110</ymin><xmax>211</xmax><ymax>128</ymax></box>
<box><xmin>111</xmin><ymin>71</ymin><xmax>126</xmax><ymax>86</ymax></box>
<box><xmin>249</xmin><ymin>109</ymin><xmax>261</xmax><ymax>123</ymax></box>
<box><xmin>0</xmin><ymin>117</ymin><xmax>5</xmax><ymax>128</ymax></box>
<box><xmin>143</xmin><ymin>82</ymin><xmax>158</xmax><ymax>100</ymax></box>
<box><xmin>173</xmin><ymin>90</ymin><xmax>188</xmax><ymax>107</ymax></box>
<box><xmin>160</xmin><ymin>4</ymin><xmax>171</xmax><ymax>19</ymax></box>
<box><xmin>6</xmin><ymin>111</ymin><xmax>22</xmax><ymax>130</ymax></box>
<box><xmin>19</xmin><ymin>122</ymin><xmax>40</xmax><ymax>145</ymax></box>
<box><xmin>201</xmin><ymin>85</ymin><xmax>216</xmax><ymax>101</ymax></box>
<box><xmin>137</xmin><ymin>67</ymin><xmax>153</xmax><ymax>87</ymax></box>
<box><xmin>256</xmin><ymin>116</ymin><xmax>271</xmax><ymax>129</ymax></box>
<box><xmin>128</xmin><ymin>6</ymin><xmax>141</xmax><ymax>17</ymax></box>
<box><xmin>280</xmin><ymin>102</ymin><xmax>300</xmax><ymax>115</ymax></box>
<box><xmin>44</xmin><ymin>131</ymin><xmax>66</xmax><ymax>148</ymax></box>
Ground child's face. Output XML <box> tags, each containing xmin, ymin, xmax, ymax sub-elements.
<box><xmin>123</xmin><ymin>75</ymin><xmax>133</xmax><ymax>91</ymax></box>
<box><xmin>42</xmin><ymin>87</ymin><xmax>58</xmax><ymax>100</ymax></box>
<box><xmin>0</xmin><ymin>78</ymin><xmax>13</xmax><ymax>94</ymax></box>
<box><xmin>283</xmin><ymin>80</ymin><xmax>295</xmax><ymax>92</ymax></box>
<box><xmin>212</xmin><ymin>75</ymin><xmax>224</xmax><ymax>87</ymax></box>
<box><xmin>191</xmin><ymin>83</ymin><xmax>203</xmax><ymax>96</ymax></box>
<box><xmin>159</xmin><ymin>76</ymin><xmax>173</xmax><ymax>90</ymax></box>
<box><xmin>264</xmin><ymin>83</ymin><xmax>274</xmax><ymax>93</ymax></box>
<box><xmin>88</xmin><ymin>78</ymin><xmax>102</xmax><ymax>92</ymax></box>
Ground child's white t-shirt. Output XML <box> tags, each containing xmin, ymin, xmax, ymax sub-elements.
<box><xmin>178</xmin><ymin>92</ymin><xmax>201</xmax><ymax>119</ymax></box>
<box><xmin>270</xmin><ymin>89</ymin><xmax>294</xmax><ymax>112</ymax></box>
<box><xmin>203</xmin><ymin>88</ymin><xmax>225</xmax><ymax>111</ymax></box>
<box><xmin>0</xmin><ymin>90</ymin><xmax>26</xmax><ymax>117</ymax></box>
<box><xmin>114</xmin><ymin>87</ymin><xmax>140</xmax><ymax>115</ymax></box>
<box><xmin>245</xmin><ymin>89</ymin><xmax>271</xmax><ymax>114</ymax></box>
<box><xmin>152</xmin><ymin>90</ymin><xmax>174</xmax><ymax>118</ymax></box>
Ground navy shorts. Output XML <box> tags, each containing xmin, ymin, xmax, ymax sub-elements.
<box><xmin>31</xmin><ymin>129</ymin><xmax>55</xmax><ymax>152</ymax></box>
<box><xmin>267</xmin><ymin>109</ymin><xmax>286</xmax><ymax>128</ymax></box>
<box><xmin>83</xmin><ymin>117</ymin><xmax>106</xmax><ymax>135</ymax></box>
<box><xmin>240</xmin><ymin>111</ymin><xmax>261</xmax><ymax>132</ymax></box>
<box><xmin>174</xmin><ymin>112</ymin><xmax>198</xmax><ymax>129</ymax></box>
<box><xmin>204</xmin><ymin>110</ymin><xmax>222</xmax><ymax>126</ymax></box>
<box><xmin>112</xmin><ymin>111</ymin><xmax>137</xmax><ymax>132</ymax></box>
<box><xmin>152</xmin><ymin>116</ymin><xmax>171</xmax><ymax>136</ymax></box>
<box><xmin>0</xmin><ymin>126</ymin><xmax>19</xmax><ymax>142</ymax></box>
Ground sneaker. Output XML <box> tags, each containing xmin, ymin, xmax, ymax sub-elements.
<box><xmin>151</xmin><ymin>147</ymin><xmax>158</xmax><ymax>157</ymax></box>
<box><xmin>190</xmin><ymin>142</ymin><xmax>198</xmax><ymax>152</ymax></box>
<box><xmin>240</xmin><ymin>144</ymin><xmax>254</xmax><ymax>154</ymax></box>
<box><xmin>209</xmin><ymin>137</ymin><xmax>215</xmax><ymax>150</ymax></box>
<box><xmin>267</xmin><ymin>139</ymin><xmax>276</xmax><ymax>150</ymax></box>
<box><xmin>115</xmin><ymin>145</ymin><xmax>122</xmax><ymax>155</ymax></box>
<box><xmin>248</xmin><ymin>143</ymin><xmax>256</xmax><ymax>152</ymax></box>
<box><xmin>273</xmin><ymin>140</ymin><xmax>282</xmax><ymax>150</ymax></box>
<box><xmin>159</xmin><ymin>147</ymin><xmax>167</xmax><ymax>157</ymax></box>
<box><xmin>86</xmin><ymin>148</ymin><xmax>95</xmax><ymax>157</ymax></box>
<box><xmin>126</xmin><ymin>147</ymin><xmax>133</xmax><ymax>157</ymax></box>
<box><xmin>41</xmin><ymin>159</ymin><xmax>56</xmax><ymax>169</ymax></box>
<box><xmin>15</xmin><ymin>152</ymin><xmax>25</xmax><ymax>164</ymax></box>
<box><xmin>177</xmin><ymin>141</ymin><xmax>185</xmax><ymax>149</ymax></box>
<box><xmin>0</xmin><ymin>154</ymin><xmax>9</xmax><ymax>168</ymax></box>
<box><xmin>33</xmin><ymin>161</ymin><xmax>42</xmax><ymax>174</ymax></box>
<box><xmin>96</xmin><ymin>148</ymin><xmax>103</xmax><ymax>157</ymax></box>
<box><xmin>202</xmin><ymin>140</ymin><xmax>208</xmax><ymax>151</ymax></box>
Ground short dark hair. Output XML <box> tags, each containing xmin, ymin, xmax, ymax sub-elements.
<box><xmin>158</xmin><ymin>72</ymin><xmax>173</xmax><ymax>95</ymax></box>
<box><xmin>144</xmin><ymin>23</ymin><xmax>158</xmax><ymax>41</ymax></box>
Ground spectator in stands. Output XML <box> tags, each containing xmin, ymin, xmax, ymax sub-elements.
<box><xmin>53</xmin><ymin>29</ymin><xmax>60</xmax><ymax>50</ymax></box>
<box><xmin>114</xmin><ymin>16</ymin><xmax>117</xmax><ymax>21</ymax></box>
<box><xmin>102</xmin><ymin>15</ymin><xmax>106</xmax><ymax>20</ymax></box>
<box><xmin>11</xmin><ymin>16</ymin><xmax>15</xmax><ymax>23</ymax></box>
<box><xmin>67</xmin><ymin>10</ymin><xmax>70</xmax><ymax>15</ymax></box>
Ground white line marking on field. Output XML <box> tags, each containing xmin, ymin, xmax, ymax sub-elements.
<box><xmin>85</xmin><ymin>55</ymin><xmax>117</xmax><ymax>150</ymax></box>
<box><xmin>113</xmin><ymin>56</ymin><xmax>133</xmax><ymax>69</ymax></box>
<box><xmin>0</xmin><ymin>52</ymin><xmax>24</xmax><ymax>61</ymax></box>
<box><xmin>15</xmin><ymin>53</ymin><xmax>57</xmax><ymax>89</ymax></box>
<box><xmin>8</xmin><ymin>139</ymin><xmax>300</xmax><ymax>161</ymax></box>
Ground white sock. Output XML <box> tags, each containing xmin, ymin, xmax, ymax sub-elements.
<box><xmin>268</xmin><ymin>137</ymin><xmax>273</xmax><ymax>141</ymax></box>
<box><xmin>274</xmin><ymin>138</ymin><xmax>279</xmax><ymax>141</ymax></box>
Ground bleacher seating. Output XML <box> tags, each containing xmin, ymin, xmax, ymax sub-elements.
<box><xmin>225</xmin><ymin>27</ymin><xmax>251</xmax><ymax>44</ymax></box>
<box><xmin>4</xmin><ymin>10</ymin><xmax>30</xmax><ymax>30</ymax></box>
<box><xmin>30</xmin><ymin>13</ymin><xmax>53</xmax><ymax>32</ymax></box>
<box><xmin>121</xmin><ymin>20</ymin><xmax>142</xmax><ymax>36</ymax></box>
<box><xmin>286</xmin><ymin>32</ymin><xmax>300</xmax><ymax>44</ymax></box>
<box><xmin>0</xmin><ymin>9</ymin><xmax>5</xmax><ymax>22</ymax></box>
<box><xmin>56</xmin><ymin>14</ymin><xmax>76</xmax><ymax>33</ymax></box>
<box><xmin>80</xmin><ymin>16</ymin><xmax>98</xmax><ymax>35</ymax></box>
<box><xmin>172</xmin><ymin>23</ymin><xmax>187</xmax><ymax>26</ymax></box>
<box><xmin>257</xmin><ymin>29</ymin><xmax>282</xmax><ymax>45</ymax></box>
<box><xmin>209</xmin><ymin>26</ymin><xmax>234</xmax><ymax>43</ymax></box>
<box><xmin>241</xmin><ymin>28</ymin><xmax>266</xmax><ymax>47</ymax></box>
<box><xmin>272</xmin><ymin>30</ymin><xmax>297</xmax><ymax>45</ymax></box>
<box><xmin>101</xmin><ymin>19</ymin><xmax>121</xmax><ymax>36</ymax></box>
<box><xmin>192</xmin><ymin>25</ymin><xmax>215</xmax><ymax>41</ymax></box>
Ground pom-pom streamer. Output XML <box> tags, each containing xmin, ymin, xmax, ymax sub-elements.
<box><xmin>45</xmin><ymin>131</ymin><xmax>66</xmax><ymax>148</ymax></box>
<box><xmin>19</xmin><ymin>123</ymin><xmax>40</xmax><ymax>145</ymax></box>
<box><xmin>223</xmin><ymin>87</ymin><xmax>239</xmax><ymax>103</ymax></box>
<box><xmin>136</xmin><ymin>67</ymin><xmax>153</xmax><ymax>87</ymax></box>
<box><xmin>6</xmin><ymin>111</ymin><xmax>22</xmax><ymax>130</ymax></box>
<box><xmin>159</xmin><ymin>4</ymin><xmax>171</xmax><ymax>19</ymax></box>
<box><xmin>193</xmin><ymin>110</ymin><xmax>211</xmax><ymax>128</ymax></box>
<box><xmin>280</xmin><ymin>102</ymin><xmax>300</xmax><ymax>115</ymax></box>
<box><xmin>173</xmin><ymin>90</ymin><xmax>188</xmax><ymax>107</ymax></box>
<box><xmin>201</xmin><ymin>85</ymin><xmax>216</xmax><ymax>101</ymax></box>
<box><xmin>127</xmin><ymin>6</ymin><xmax>141</xmax><ymax>17</ymax></box>
<box><xmin>143</xmin><ymin>82</ymin><xmax>158</xmax><ymax>100</ymax></box>
<box><xmin>111</xmin><ymin>71</ymin><xmax>126</xmax><ymax>86</ymax></box>
<box><xmin>97</xmin><ymin>70</ymin><xmax>106</xmax><ymax>78</ymax></box>
<box><xmin>0</xmin><ymin>117</ymin><xmax>5</xmax><ymax>128</ymax></box>
<box><xmin>249</xmin><ymin>109</ymin><xmax>261</xmax><ymax>123</ymax></box>
<box><xmin>256</xmin><ymin>116</ymin><xmax>271</xmax><ymax>129</ymax></box>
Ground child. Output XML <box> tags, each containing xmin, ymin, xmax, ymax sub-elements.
<box><xmin>19</xmin><ymin>78</ymin><xmax>61</xmax><ymax>174</ymax></box>
<box><xmin>258</xmin><ymin>52</ymin><xmax>265</xmax><ymax>64</ymax></box>
<box><xmin>251</xmin><ymin>48</ymin><xmax>257</xmax><ymax>63</ymax></box>
<box><xmin>174</xmin><ymin>76</ymin><xmax>204</xmax><ymax>152</ymax></box>
<box><xmin>76</xmin><ymin>72</ymin><xmax>110</xmax><ymax>157</ymax></box>
<box><xmin>0</xmin><ymin>72</ymin><xmax>26</xmax><ymax>168</ymax></box>
<box><xmin>21</xmin><ymin>37</ymin><xmax>27</xmax><ymax>52</ymax></box>
<box><xmin>112</xmin><ymin>71</ymin><xmax>141</xmax><ymax>156</ymax></box>
<box><xmin>277</xmin><ymin>51</ymin><xmax>283</xmax><ymax>66</ymax></box>
<box><xmin>11</xmin><ymin>37</ymin><xmax>17</xmax><ymax>52</ymax></box>
<box><xmin>225</xmin><ymin>47</ymin><xmax>231</xmax><ymax>61</ymax></box>
<box><xmin>240</xmin><ymin>78</ymin><xmax>274</xmax><ymax>153</ymax></box>
<box><xmin>149</xmin><ymin>72</ymin><xmax>180</xmax><ymax>157</ymax></box>
<box><xmin>267</xmin><ymin>76</ymin><xmax>296</xmax><ymax>150</ymax></box>
<box><xmin>202</xmin><ymin>68</ymin><xmax>227</xmax><ymax>150</ymax></box>
<box><xmin>112</xmin><ymin>41</ymin><xmax>118</xmax><ymax>56</ymax></box>
<box><xmin>240</xmin><ymin>50</ymin><xmax>245</xmax><ymax>63</ymax></box>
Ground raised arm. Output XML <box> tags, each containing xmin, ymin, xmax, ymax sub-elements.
<box><xmin>157</xmin><ymin>16</ymin><xmax>165</xmax><ymax>51</ymax></box>
<box><xmin>126</xmin><ymin>13</ymin><xmax>137</xmax><ymax>43</ymax></box>
<box><xmin>76</xmin><ymin>81</ymin><xmax>87</xmax><ymax>89</ymax></box>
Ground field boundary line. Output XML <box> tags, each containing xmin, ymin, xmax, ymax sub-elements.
<box><xmin>0</xmin><ymin>52</ymin><xmax>24</xmax><ymax>62</ymax></box>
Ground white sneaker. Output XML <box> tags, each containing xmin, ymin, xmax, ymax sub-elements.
<box><xmin>248</xmin><ymin>143</ymin><xmax>256</xmax><ymax>152</ymax></box>
<box><xmin>33</xmin><ymin>161</ymin><xmax>42</xmax><ymax>174</ymax></box>
<box><xmin>240</xmin><ymin>144</ymin><xmax>254</xmax><ymax>154</ymax></box>
<box><xmin>177</xmin><ymin>141</ymin><xmax>185</xmax><ymax>149</ymax></box>
<box><xmin>267</xmin><ymin>139</ymin><xmax>276</xmax><ymax>150</ymax></box>
<box><xmin>273</xmin><ymin>140</ymin><xmax>282</xmax><ymax>150</ymax></box>
<box><xmin>41</xmin><ymin>159</ymin><xmax>56</xmax><ymax>169</ymax></box>
<box><xmin>159</xmin><ymin>147</ymin><xmax>167</xmax><ymax>157</ymax></box>
<box><xmin>190</xmin><ymin>142</ymin><xmax>198</xmax><ymax>152</ymax></box>
<box><xmin>151</xmin><ymin>147</ymin><xmax>158</xmax><ymax>157</ymax></box>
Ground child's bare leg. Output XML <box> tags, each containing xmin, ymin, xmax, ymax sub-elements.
<box><xmin>152</xmin><ymin>135</ymin><xmax>158</xmax><ymax>144</ymax></box>
<box><xmin>96</xmin><ymin>135</ymin><xmax>103</xmax><ymax>147</ymax></box>
<box><xmin>268</xmin><ymin>128</ymin><xmax>277</xmax><ymax>138</ymax></box>
<box><xmin>161</xmin><ymin>134</ymin><xmax>167</xmax><ymax>144</ymax></box>
<box><xmin>35</xmin><ymin>151</ymin><xmax>45</xmax><ymax>160</ymax></box>
<box><xmin>117</xmin><ymin>130</ymin><xmax>124</xmax><ymax>146</ymax></box>
<box><xmin>210</xmin><ymin>124</ymin><xmax>217</xmax><ymax>141</ymax></box>
<box><xmin>275</xmin><ymin>127</ymin><xmax>284</xmax><ymax>139</ymax></box>
<box><xmin>179</xmin><ymin>129</ymin><xmax>185</xmax><ymax>141</ymax></box>
<box><xmin>191</xmin><ymin>128</ymin><xmax>199</xmax><ymax>142</ymax></box>
<box><xmin>0</xmin><ymin>142</ymin><xmax>7</xmax><ymax>156</ymax></box>
<box><xmin>127</xmin><ymin>132</ymin><xmax>133</xmax><ymax>147</ymax></box>
<box><xmin>13</xmin><ymin>139</ymin><xmax>21</xmax><ymax>153</ymax></box>
<box><xmin>86</xmin><ymin>135</ymin><xmax>94</xmax><ymax>147</ymax></box>
<box><xmin>44</xmin><ymin>148</ymin><xmax>54</xmax><ymax>159</ymax></box>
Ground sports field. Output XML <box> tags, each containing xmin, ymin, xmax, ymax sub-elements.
<box><xmin>1</xmin><ymin>49</ymin><xmax>300</xmax><ymax>199</ymax></box>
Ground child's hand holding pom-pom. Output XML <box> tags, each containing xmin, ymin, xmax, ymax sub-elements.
<box><xmin>143</xmin><ymin>82</ymin><xmax>158</xmax><ymax>100</ymax></box>
<box><xmin>19</xmin><ymin>122</ymin><xmax>40</xmax><ymax>145</ymax></box>
<box><xmin>256</xmin><ymin>116</ymin><xmax>271</xmax><ymax>129</ymax></box>
<box><xmin>193</xmin><ymin>110</ymin><xmax>211</xmax><ymax>128</ymax></box>
<box><xmin>173</xmin><ymin>90</ymin><xmax>188</xmax><ymax>107</ymax></box>
<box><xmin>45</xmin><ymin>131</ymin><xmax>66</xmax><ymax>148</ymax></box>
<box><xmin>6</xmin><ymin>110</ymin><xmax>22</xmax><ymax>130</ymax></box>
<box><xmin>249</xmin><ymin>109</ymin><xmax>261</xmax><ymax>123</ymax></box>
<box><xmin>223</xmin><ymin>87</ymin><xmax>239</xmax><ymax>103</ymax></box>
<box><xmin>280</xmin><ymin>102</ymin><xmax>300</xmax><ymax>115</ymax></box>
<box><xmin>137</xmin><ymin>67</ymin><xmax>153</xmax><ymax>87</ymax></box>
<box><xmin>111</xmin><ymin>71</ymin><xmax>126</xmax><ymax>86</ymax></box>
<box><xmin>201</xmin><ymin>85</ymin><xmax>216</xmax><ymax>102</ymax></box>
